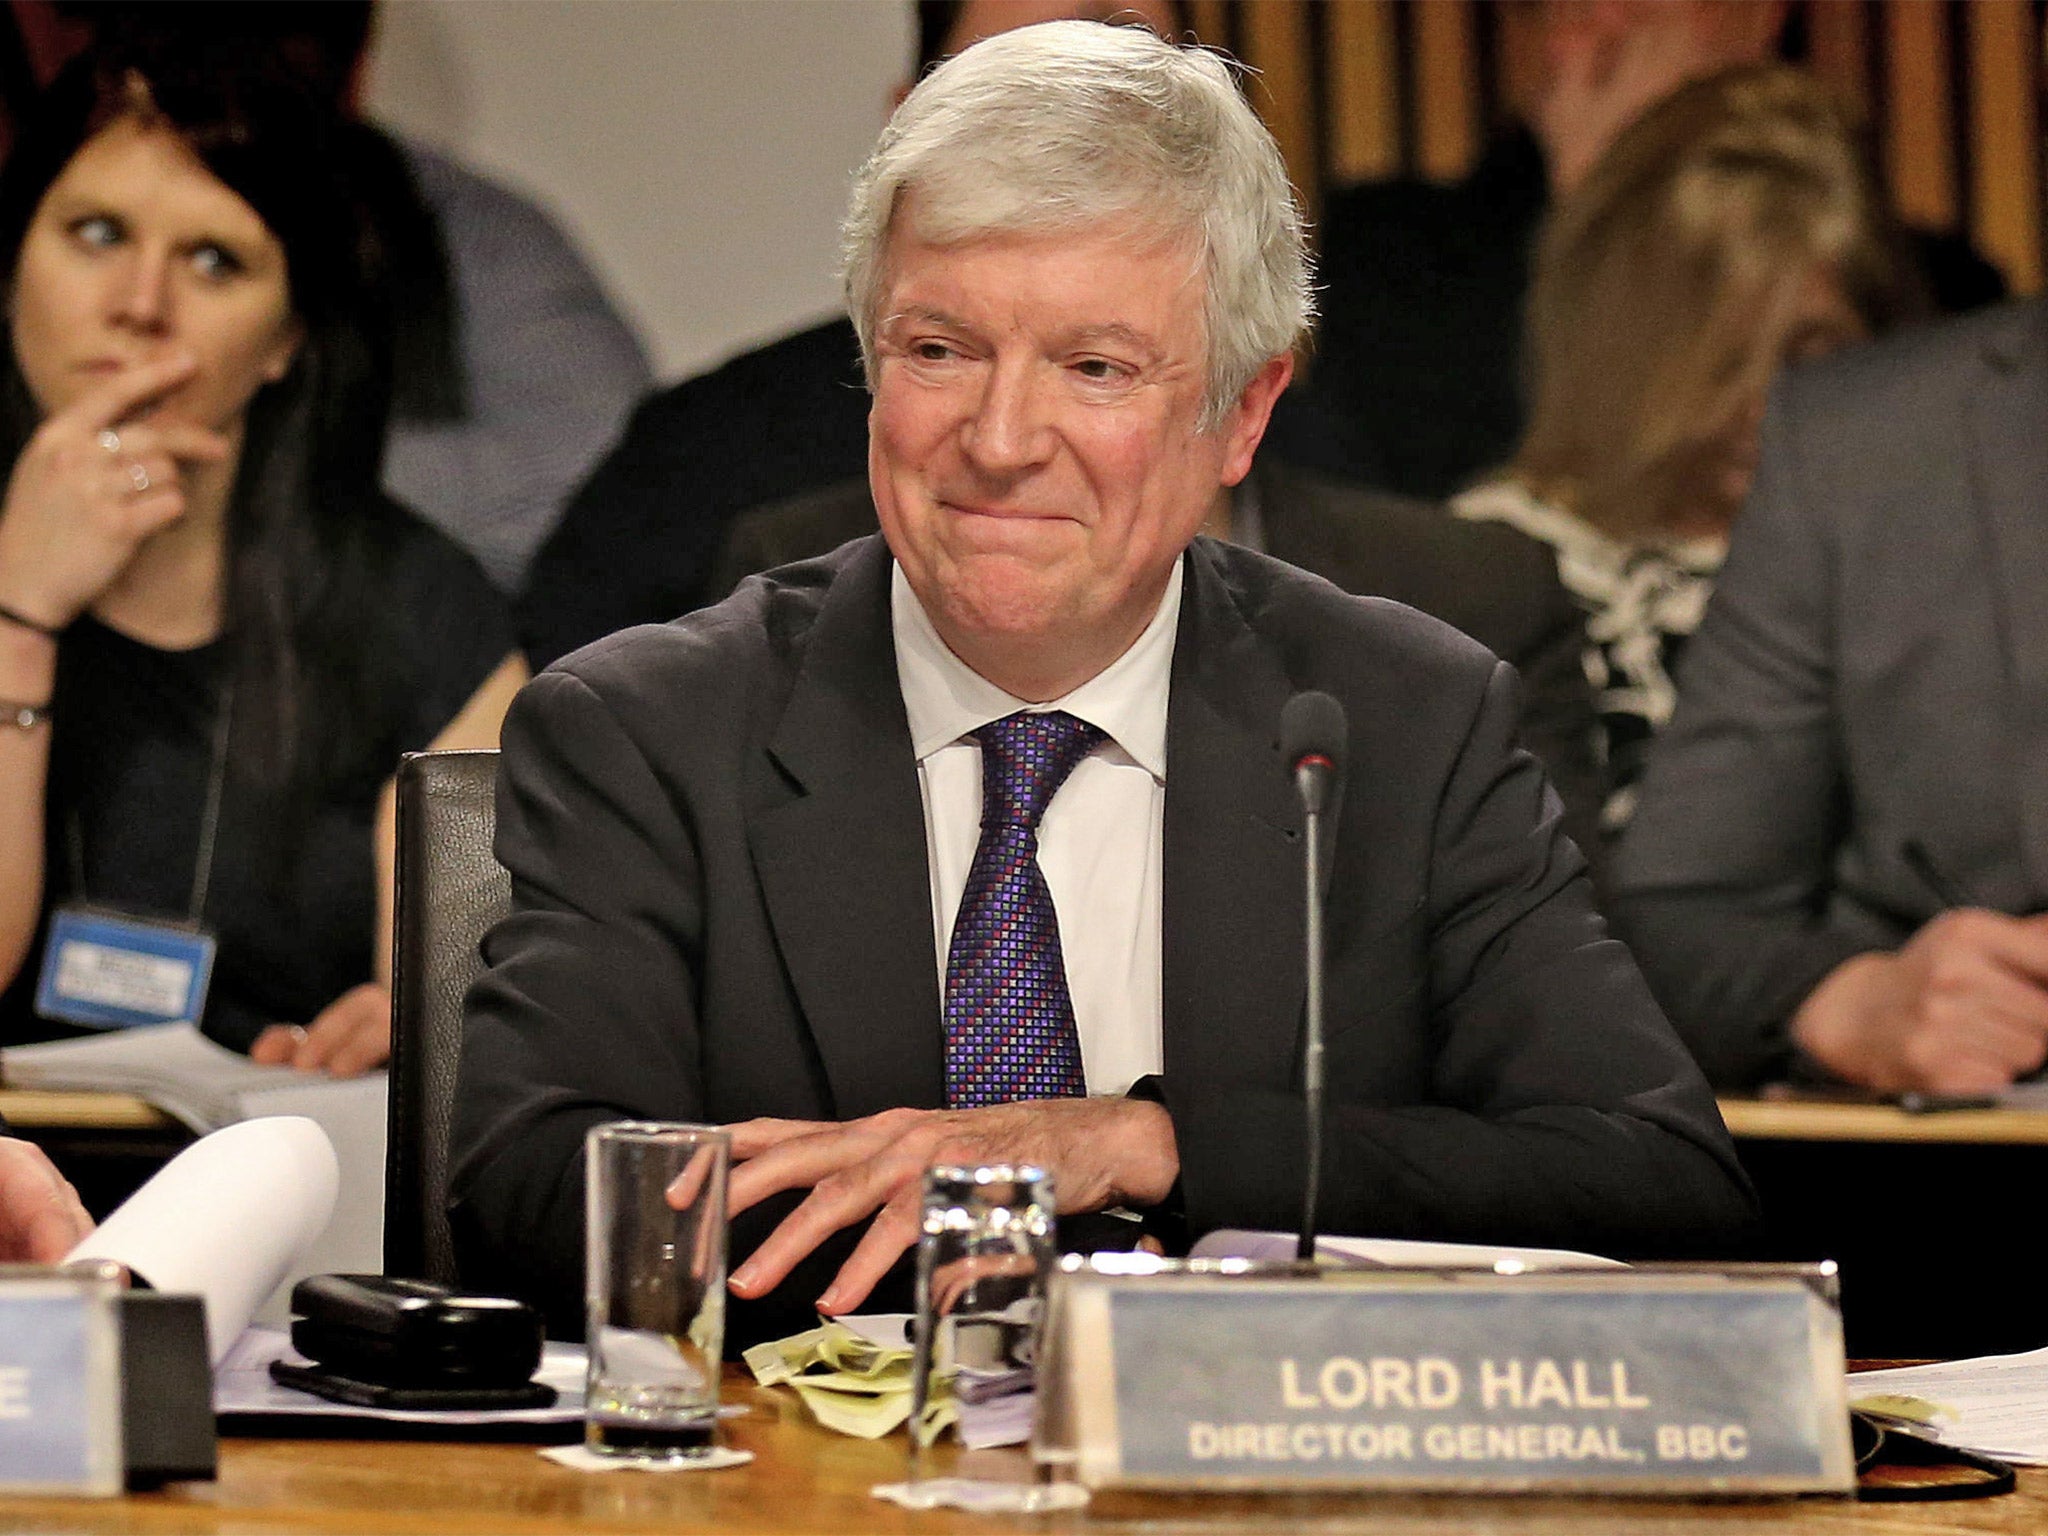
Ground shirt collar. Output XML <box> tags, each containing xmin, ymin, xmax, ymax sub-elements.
<box><xmin>891</xmin><ymin>557</ymin><xmax>1181</xmax><ymax>782</ymax></box>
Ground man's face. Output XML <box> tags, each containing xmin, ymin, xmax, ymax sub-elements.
<box><xmin>867</xmin><ymin>208</ymin><xmax>1287</xmax><ymax>697</ymax></box>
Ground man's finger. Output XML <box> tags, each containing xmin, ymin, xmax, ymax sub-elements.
<box><xmin>663</xmin><ymin>1141</ymin><xmax>721</xmax><ymax>1210</ymax></box>
<box><xmin>816</xmin><ymin>1194</ymin><xmax>923</xmax><ymax>1315</ymax></box>
<box><xmin>726</xmin><ymin>1122</ymin><xmax>891</xmax><ymax>1216</ymax></box>
<box><xmin>72</xmin><ymin>354</ymin><xmax>199</xmax><ymax>432</ymax></box>
<box><xmin>728</xmin><ymin>1151</ymin><xmax>908</xmax><ymax>1300</ymax></box>
<box><xmin>723</xmin><ymin>1116</ymin><xmax>835</xmax><ymax>1160</ymax></box>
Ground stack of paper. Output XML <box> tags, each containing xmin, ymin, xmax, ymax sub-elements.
<box><xmin>743</xmin><ymin>1315</ymin><xmax>1035</xmax><ymax>1448</ymax></box>
<box><xmin>744</xmin><ymin>1317</ymin><xmax>939</xmax><ymax>1440</ymax></box>
<box><xmin>215</xmin><ymin>1327</ymin><xmax>588</xmax><ymax>1429</ymax></box>
<box><xmin>1850</xmin><ymin>1350</ymin><xmax>2048</xmax><ymax>1465</ymax></box>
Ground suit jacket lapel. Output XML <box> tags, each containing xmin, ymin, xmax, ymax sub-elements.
<box><xmin>1162</xmin><ymin>541</ymin><xmax>1313</xmax><ymax>1096</ymax></box>
<box><xmin>1971</xmin><ymin>307</ymin><xmax>2048</xmax><ymax>897</ymax></box>
<box><xmin>748</xmin><ymin>538</ymin><xmax>946</xmax><ymax>1118</ymax></box>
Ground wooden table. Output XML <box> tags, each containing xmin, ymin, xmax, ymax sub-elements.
<box><xmin>1719</xmin><ymin>1095</ymin><xmax>2048</xmax><ymax>1362</ymax></box>
<box><xmin>0</xmin><ymin>1090</ymin><xmax>175</xmax><ymax>1133</ymax></box>
<box><xmin>2</xmin><ymin>1371</ymin><xmax>2044</xmax><ymax>1536</ymax></box>
<box><xmin>1720</xmin><ymin>1097</ymin><xmax>2048</xmax><ymax>1147</ymax></box>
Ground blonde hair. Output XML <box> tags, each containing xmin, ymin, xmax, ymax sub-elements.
<box><xmin>841</xmin><ymin>19</ymin><xmax>1313</xmax><ymax>431</ymax></box>
<box><xmin>1512</xmin><ymin>64</ymin><xmax>1899</xmax><ymax>541</ymax></box>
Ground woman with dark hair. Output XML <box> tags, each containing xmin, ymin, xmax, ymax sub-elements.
<box><xmin>0</xmin><ymin>39</ymin><xmax>525</xmax><ymax>1073</ymax></box>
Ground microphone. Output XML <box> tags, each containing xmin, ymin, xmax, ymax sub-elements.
<box><xmin>1280</xmin><ymin>691</ymin><xmax>1346</xmax><ymax>1264</ymax></box>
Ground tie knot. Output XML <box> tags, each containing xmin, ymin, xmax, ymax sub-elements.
<box><xmin>977</xmin><ymin>710</ymin><xmax>1105</xmax><ymax>830</ymax></box>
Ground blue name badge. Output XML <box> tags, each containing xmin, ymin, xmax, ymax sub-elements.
<box><xmin>35</xmin><ymin>907</ymin><xmax>216</xmax><ymax>1032</ymax></box>
<box><xmin>0</xmin><ymin>1267</ymin><xmax>125</xmax><ymax>1497</ymax></box>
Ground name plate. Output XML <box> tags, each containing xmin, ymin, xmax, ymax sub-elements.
<box><xmin>0</xmin><ymin>1265</ymin><xmax>126</xmax><ymax>1497</ymax></box>
<box><xmin>1034</xmin><ymin>1259</ymin><xmax>1853</xmax><ymax>1495</ymax></box>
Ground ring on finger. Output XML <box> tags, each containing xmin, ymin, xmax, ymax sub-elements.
<box><xmin>127</xmin><ymin>462</ymin><xmax>152</xmax><ymax>493</ymax></box>
<box><xmin>96</xmin><ymin>428</ymin><xmax>122</xmax><ymax>456</ymax></box>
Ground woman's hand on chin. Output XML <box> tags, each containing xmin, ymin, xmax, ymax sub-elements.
<box><xmin>249</xmin><ymin>982</ymin><xmax>392</xmax><ymax>1078</ymax></box>
<box><xmin>0</xmin><ymin>356</ymin><xmax>228</xmax><ymax>628</ymax></box>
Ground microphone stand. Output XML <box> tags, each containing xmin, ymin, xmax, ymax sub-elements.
<box><xmin>1296</xmin><ymin>761</ymin><xmax>1330</xmax><ymax>1264</ymax></box>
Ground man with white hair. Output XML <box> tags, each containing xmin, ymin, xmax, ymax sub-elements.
<box><xmin>452</xmin><ymin>22</ymin><xmax>1753</xmax><ymax>1344</ymax></box>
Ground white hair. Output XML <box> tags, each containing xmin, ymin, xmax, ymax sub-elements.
<box><xmin>841</xmin><ymin>19</ymin><xmax>1314</xmax><ymax>430</ymax></box>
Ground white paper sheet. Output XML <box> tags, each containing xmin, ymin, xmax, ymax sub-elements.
<box><xmin>215</xmin><ymin>1326</ymin><xmax>589</xmax><ymax>1426</ymax></box>
<box><xmin>1849</xmin><ymin>1348</ymin><xmax>2048</xmax><ymax>1465</ymax></box>
<box><xmin>2</xmin><ymin>1022</ymin><xmax>313</xmax><ymax>1132</ymax></box>
<box><xmin>227</xmin><ymin>1072</ymin><xmax>386</xmax><ymax>1321</ymax></box>
<box><xmin>66</xmin><ymin>1117</ymin><xmax>338</xmax><ymax>1363</ymax></box>
<box><xmin>1191</xmin><ymin>1228</ymin><xmax>1625</xmax><ymax>1270</ymax></box>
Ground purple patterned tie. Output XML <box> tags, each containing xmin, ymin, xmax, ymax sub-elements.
<box><xmin>943</xmin><ymin>710</ymin><xmax>1105</xmax><ymax>1108</ymax></box>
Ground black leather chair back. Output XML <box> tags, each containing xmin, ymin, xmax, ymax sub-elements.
<box><xmin>387</xmin><ymin>749</ymin><xmax>506</xmax><ymax>1284</ymax></box>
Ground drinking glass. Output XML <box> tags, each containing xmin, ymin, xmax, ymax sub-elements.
<box><xmin>584</xmin><ymin>1121</ymin><xmax>729</xmax><ymax>1460</ymax></box>
<box><xmin>908</xmin><ymin>1163</ymin><xmax>1056</xmax><ymax>1450</ymax></box>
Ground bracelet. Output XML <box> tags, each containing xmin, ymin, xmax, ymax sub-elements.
<box><xmin>2</xmin><ymin>698</ymin><xmax>50</xmax><ymax>730</ymax></box>
<box><xmin>0</xmin><ymin>600</ymin><xmax>61</xmax><ymax>639</ymax></box>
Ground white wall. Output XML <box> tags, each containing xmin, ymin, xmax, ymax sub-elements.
<box><xmin>365</xmin><ymin>0</ymin><xmax>912</xmax><ymax>382</ymax></box>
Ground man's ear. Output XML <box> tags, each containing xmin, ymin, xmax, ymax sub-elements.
<box><xmin>1219</xmin><ymin>352</ymin><xmax>1296</xmax><ymax>487</ymax></box>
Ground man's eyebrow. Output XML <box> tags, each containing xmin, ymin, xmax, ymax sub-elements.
<box><xmin>1060</xmin><ymin>322</ymin><xmax>1158</xmax><ymax>355</ymax></box>
<box><xmin>879</xmin><ymin>304</ymin><xmax>970</xmax><ymax>332</ymax></box>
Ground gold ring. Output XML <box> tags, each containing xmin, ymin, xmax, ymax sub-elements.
<box><xmin>96</xmin><ymin>428</ymin><xmax>122</xmax><ymax>456</ymax></box>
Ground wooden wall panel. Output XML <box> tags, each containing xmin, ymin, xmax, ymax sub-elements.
<box><xmin>1236</xmin><ymin>0</ymin><xmax>1320</xmax><ymax>213</ymax></box>
<box><xmin>1880</xmin><ymin>0</ymin><xmax>1959</xmax><ymax>228</ymax></box>
<box><xmin>1326</xmin><ymin>0</ymin><xmax>1401</xmax><ymax>184</ymax></box>
<box><xmin>1805</xmin><ymin>0</ymin><xmax>1874</xmax><ymax>120</ymax></box>
<box><xmin>1411</xmin><ymin>0</ymin><xmax>1481</xmax><ymax>182</ymax></box>
<box><xmin>1217</xmin><ymin>0</ymin><xmax>2043</xmax><ymax>296</ymax></box>
<box><xmin>1182</xmin><ymin>0</ymin><xmax>1229</xmax><ymax>51</ymax></box>
<box><xmin>1964</xmin><ymin>0</ymin><xmax>2043</xmax><ymax>292</ymax></box>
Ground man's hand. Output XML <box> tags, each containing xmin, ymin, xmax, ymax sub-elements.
<box><xmin>248</xmin><ymin>983</ymin><xmax>392</xmax><ymax>1077</ymax></box>
<box><xmin>0</xmin><ymin>1137</ymin><xmax>94</xmax><ymax>1263</ymax></box>
<box><xmin>1792</xmin><ymin>910</ymin><xmax>2048</xmax><ymax>1092</ymax></box>
<box><xmin>718</xmin><ymin>1097</ymin><xmax>1178</xmax><ymax>1316</ymax></box>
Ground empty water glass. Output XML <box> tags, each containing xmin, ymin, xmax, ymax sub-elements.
<box><xmin>584</xmin><ymin>1121</ymin><xmax>729</xmax><ymax>1460</ymax></box>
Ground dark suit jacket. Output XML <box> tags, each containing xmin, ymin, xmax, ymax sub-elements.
<box><xmin>453</xmin><ymin>535</ymin><xmax>1754</xmax><ymax>1344</ymax></box>
<box><xmin>1609</xmin><ymin>300</ymin><xmax>2048</xmax><ymax>1087</ymax></box>
<box><xmin>714</xmin><ymin>460</ymin><xmax>1604</xmax><ymax>856</ymax></box>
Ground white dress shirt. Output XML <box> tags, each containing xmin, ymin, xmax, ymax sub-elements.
<box><xmin>891</xmin><ymin>561</ymin><xmax>1179</xmax><ymax>1095</ymax></box>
